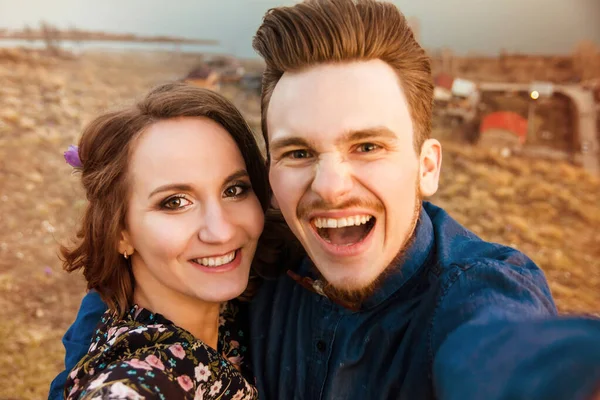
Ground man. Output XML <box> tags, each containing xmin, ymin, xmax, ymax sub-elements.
<box><xmin>50</xmin><ymin>1</ymin><xmax>600</xmax><ymax>399</ymax></box>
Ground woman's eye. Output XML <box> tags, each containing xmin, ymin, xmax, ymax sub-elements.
<box><xmin>356</xmin><ymin>143</ymin><xmax>380</xmax><ymax>153</ymax></box>
<box><xmin>161</xmin><ymin>196</ymin><xmax>192</xmax><ymax>210</ymax></box>
<box><xmin>223</xmin><ymin>184</ymin><xmax>248</xmax><ymax>198</ymax></box>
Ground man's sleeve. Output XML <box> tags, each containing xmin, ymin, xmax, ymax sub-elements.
<box><xmin>432</xmin><ymin>259</ymin><xmax>600</xmax><ymax>400</ymax></box>
<box><xmin>48</xmin><ymin>291</ymin><xmax>107</xmax><ymax>400</ymax></box>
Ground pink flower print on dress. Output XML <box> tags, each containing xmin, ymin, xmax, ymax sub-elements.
<box><xmin>124</xmin><ymin>359</ymin><xmax>153</xmax><ymax>371</ymax></box>
<box><xmin>228</xmin><ymin>355</ymin><xmax>244</xmax><ymax>367</ymax></box>
<box><xmin>144</xmin><ymin>355</ymin><xmax>165</xmax><ymax>370</ymax></box>
<box><xmin>177</xmin><ymin>375</ymin><xmax>194</xmax><ymax>392</ymax></box>
<box><xmin>169</xmin><ymin>343</ymin><xmax>186</xmax><ymax>359</ymax></box>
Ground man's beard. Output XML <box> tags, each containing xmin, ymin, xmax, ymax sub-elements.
<box><xmin>311</xmin><ymin>189</ymin><xmax>423</xmax><ymax>310</ymax></box>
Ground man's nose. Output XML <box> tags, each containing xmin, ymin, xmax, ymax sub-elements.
<box><xmin>310</xmin><ymin>155</ymin><xmax>353</xmax><ymax>204</ymax></box>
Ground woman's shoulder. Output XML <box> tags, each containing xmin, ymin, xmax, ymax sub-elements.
<box><xmin>65</xmin><ymin>305</ymin><xmax>257</xmax><ymax>399</ymax></box>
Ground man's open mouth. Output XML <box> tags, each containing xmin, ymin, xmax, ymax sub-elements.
<box><xmin>311</xmin><ymin>215</ymin><xmax>376</xmax><ymax>246</ymax></box>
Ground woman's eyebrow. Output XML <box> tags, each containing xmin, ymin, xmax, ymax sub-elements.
<box><xmin>148</xmin><ymin>183</ymin><xmax>194</xmax><ymax>199</ymax></box>
<box><xmin>223</xmin><ymin>169</ymin><xmax>249</xmax><ymax>184</ymax></box>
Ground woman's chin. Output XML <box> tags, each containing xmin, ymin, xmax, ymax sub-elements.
<box><xmin>193</xmin><ymin>280</ymin><xmax>250</xmax><ymax>304</ymax></box>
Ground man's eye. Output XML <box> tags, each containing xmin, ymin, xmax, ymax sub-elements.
<box><xmin>285</xmin><ymin>149</ymin><xmax>312</xmax><ymax>159</ymax></box>
<box><xmin>223</xmin><ymin>184</ymin><xmax>249</xmax><ymax>198</ymax></box>
<box><xmin>356</xmin><ymin>143</ymin><xmax>380</xmax><ymax>153</ymax></box>
<box><xmin>160</xmin><ymin>196</ymin><xmax>192</xmax><ymax>210</ymax></box>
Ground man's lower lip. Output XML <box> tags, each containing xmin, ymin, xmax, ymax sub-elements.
<box><xmin>310</xmin><ymin>223</ymin><xmax>375</xmax><ymax>257</ymax></box>
<box><xmin>190</xmin><ymin>250</ymin><xmax>242</xmax><ymax>273</ymax></box>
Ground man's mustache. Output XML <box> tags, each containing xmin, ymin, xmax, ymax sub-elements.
<box><xmin>297</xmin><ymin>198</ymin><xmax>385</xmax><ymax>220</ymax></box>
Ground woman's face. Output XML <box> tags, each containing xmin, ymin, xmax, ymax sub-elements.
<box><xmin>121</xmin><ymin>116</ymin><xmax>264</xmax><ymax>305</ymax></box>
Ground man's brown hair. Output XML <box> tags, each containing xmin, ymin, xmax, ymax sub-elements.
<box><xmin>61</xmin><ymin>82</ymin><xmax>299</xmax><ymax>317</ymax></box>
<box><xmin>253</xmin><ymin>0</ymin><xmax>433</xmax><ymax>159</ymax></box>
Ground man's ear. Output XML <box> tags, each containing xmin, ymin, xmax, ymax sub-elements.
<box><xmin>118</xmin><ymin>230</ymin><xmax>135</xmax><ymax>258</ymax></box>
<box><xmin>418</xmin><ymin>139</ymin><xmax>442</xmax><ymax>197</ymax></box>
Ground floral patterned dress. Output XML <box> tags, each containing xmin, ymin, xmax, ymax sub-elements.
<box><xmin>64</xmin><ymin>301</ymin><xmax>257</xmax><ymax>400</ymax></box>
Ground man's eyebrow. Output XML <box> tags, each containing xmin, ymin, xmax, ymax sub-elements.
<box><xmin>339</xmin><ymin>127</ymin><xmax>398</xmax><ymax>143</ymax></box>
<box><xmin>269</xmin><ymin>127</ymin><xmax>396</xmax><ymax>154</ymax></box>
<box><xmin>269</xmin><ymin>137</ymin><xmax>314</xmax><ymax>153</ymax></box>
<box><xmin>148</xmin><ymin>183</ymin><xmax>194</xmax><ymax>199</ymax></box>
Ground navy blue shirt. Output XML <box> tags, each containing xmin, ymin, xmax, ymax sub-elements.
<box><xmin>49</xmin><ymin>202</ymin><xmax>600</xmax><ymax>399</ymax></box>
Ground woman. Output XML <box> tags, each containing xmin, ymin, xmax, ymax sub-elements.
<box><xmin>61</xmin><ymin>82</ymin><xmax>283</xmax><ymax>399</ymax></box>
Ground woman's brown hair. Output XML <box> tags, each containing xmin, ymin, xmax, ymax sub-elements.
<box><xmin>62</xmin><ymin>82</ymin><xmax>301</xmax><ymax>317</ymax></box>
<box><xmin>253</xmin><ymin>0</ymin><xmax>433</xmax><ymax>159</ymax></box>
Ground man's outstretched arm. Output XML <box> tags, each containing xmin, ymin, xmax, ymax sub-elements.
<box><xmin>435</xmin><ymin>316</ymin><xmax>600</xmax><ymax>400</ymax></box>
<box><xmin>48</xmin><ymin>291</ymin><xmax>107</xmax><ymax>400</ymax></box>
<box><xmin>432</xmin><ymin>260</ymin><xmax>600</xmax><ymax>400</ymax></box>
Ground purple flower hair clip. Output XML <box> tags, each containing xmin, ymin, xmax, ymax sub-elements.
<box><xmin>64</xmin><ymin>145</ymin><xmax>82</xmax><ymax>169</ymax></box>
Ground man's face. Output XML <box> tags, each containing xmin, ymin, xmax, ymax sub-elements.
<box><xmin>267</xmin><ymin>60</ymin><xmax>441</xmax><ymax>294</ymax></box>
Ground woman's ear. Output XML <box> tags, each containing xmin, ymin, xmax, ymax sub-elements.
<box><xmin>118</xmin><ymin>230</ymin><xmax>135</xmax><ymax>258</ymax></box>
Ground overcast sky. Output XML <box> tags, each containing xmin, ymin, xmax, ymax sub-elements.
<box><xmin>1</xmin><ymin>0</ymin><xmax>599</xmax><ymax>57</ymax></box>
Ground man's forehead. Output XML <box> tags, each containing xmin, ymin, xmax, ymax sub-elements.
<box><xmin>267</xmin><ymin>60</ymin><xmax>413</xmax><ymax>145</ymax></box>
<box><xmin>270</xmin><ymin>60</ymin><xmax>403</xmax><ymax>104</ymax></box>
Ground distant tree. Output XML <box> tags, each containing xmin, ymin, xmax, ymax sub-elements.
<box><xmin>22</xmin><ymin>24</ymin><xmax>34</xmax><ymax>43</ymax></box>
<box><xmin>39</xmin><ymin>21</ymin><xmax>61</xmax><ymax>55</ymax></box>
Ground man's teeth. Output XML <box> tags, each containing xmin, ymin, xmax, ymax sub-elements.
<box><xmin>313</xmin><ymin>215</ymin><xmax>373</xmax><ymax>229</ymax></box>
<box><xmin>196</xmin><ymin>251</ymin><xmax>236</xmax><ymax>267</ymax></box>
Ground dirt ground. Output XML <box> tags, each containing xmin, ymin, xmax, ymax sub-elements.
<box><xmin>0</xmin><ymin>48</ymin><xmax>598</xmax><ymax>399</ymax></box>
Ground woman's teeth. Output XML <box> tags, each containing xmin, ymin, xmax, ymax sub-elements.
<box><xmin>195</xmin><ymin>250</ymin><xmax>236</xmax><ymax>267</ymax></box>
<box><xmin>312</xmin><ymin>215</ymin><xmax>373</xmax><ymax>229</ymax></box>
